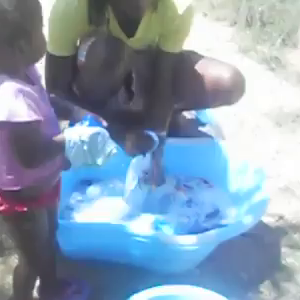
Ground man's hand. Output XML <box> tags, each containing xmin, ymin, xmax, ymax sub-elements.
<box><xmin>124</xmin><ymin>130</ymin><xmax>158</xmax><ymax>157</ymax></box>
<box><xmin>144</xmin><ymin>134</ymin><xmax>166</xmax><ymax>187</ymax></box>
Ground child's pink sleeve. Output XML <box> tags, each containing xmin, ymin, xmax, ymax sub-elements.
<box><xmin>0</xmin><ymin>81</ymin><xmax>45</xmax><ymax>190</ymax></box>
<box><xmin>0</xmin><ymin>81</ymin><xmax>43</xmax><ymax>123</ymax></box>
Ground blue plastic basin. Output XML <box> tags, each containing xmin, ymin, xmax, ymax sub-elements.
<box><xmin>129</xmin><ymin>285</ymin><xmax>227</xmax><ymax>300</ymax></box>
<box><xmin>57</xmin><ymin>138</ymin><xmax>268</xmax><ymax>273</ymax></box>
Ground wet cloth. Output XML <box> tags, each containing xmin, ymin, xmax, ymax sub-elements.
<box><xmin>124</xmin><ymin>155</ymin><xmax>233</xmax><ymax>234</ymax></box>
<box><xmin>62</xmin><ymin>153</ymin><xmax>232</xmax><ymax>235</ymax></box>
<box><xmin>64</xmin><ymin>124</ymin><xmax>117</xmax><ymax>168</ymax></box>
<box><xmin>61</xmin><ymin>179</ymin><xmax>128</xmax><ymax>222</ymax></box>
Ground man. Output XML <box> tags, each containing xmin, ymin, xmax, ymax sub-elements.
<box><xmin>46</xmin><ymin>0</ymin><xmax>245</xmax><ymax>184</ymax></box>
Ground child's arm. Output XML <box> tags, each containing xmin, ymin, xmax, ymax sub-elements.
<box><xmin>9</xmin><ymin>121</ymin><xmax>65</xmax><ymax>169</ymax></box>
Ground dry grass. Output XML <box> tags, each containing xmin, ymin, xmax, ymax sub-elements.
<box><xmin>195</xmin><ymin>0</ymin><xmax>300</xmax><ymax>80</ymax></box>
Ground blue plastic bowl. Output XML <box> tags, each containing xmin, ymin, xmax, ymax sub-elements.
<box><xmin>57</xmin><ymin>137</ymin><xmax>268</xmax><ymax>274</ymax></box>
<box><xmin>129</xmin><ymin>285</ymin><xmax>227</xmax><ymax>300</ymax></box>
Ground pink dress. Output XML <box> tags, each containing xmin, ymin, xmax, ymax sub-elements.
<box><xmin>0</xmin><ymin>66</ymin><xmax>64</xmax><ymax>213</ymax></box>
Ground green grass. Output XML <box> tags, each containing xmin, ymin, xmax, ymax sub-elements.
<box><xmin>195</xmin><ymin>0</ymin><xmax>300</xmax><ymax>74</ymax></box>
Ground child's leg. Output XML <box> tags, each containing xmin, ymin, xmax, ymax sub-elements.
<box><xmin>37</xmin><ymin>205</ymin><xmax>59</xmax><ymax>298</ymax></box>
<box><xmin>40</xmin><ymin>206</ymin><xmax>90</xmax><ymax>300</ymax></box>
<box><xmin>12</xmin><ymin>257</ymin><xmax>37</xmax><ymax>300</ymax></box>
<box><xmin>2</xmin><ymin>208</ymin><xmax>54</xmax><ymax>300</ymax></box>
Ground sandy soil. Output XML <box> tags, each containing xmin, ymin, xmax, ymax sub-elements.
<box><xmin>1</xmin><ymin>2</ymin><xmax>300</xmax><ymax>299</ymax></box>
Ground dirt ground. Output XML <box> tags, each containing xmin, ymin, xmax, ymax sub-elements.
<box><xmin>1</xmin><ymin>2</ymin><xmax>300</xmax><ymax>299</ymax></box>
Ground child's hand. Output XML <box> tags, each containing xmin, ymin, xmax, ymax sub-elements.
<box><xmin>91</xmin><ymin>114</ymin><xmax>108</xmax><ymax>127</ymax></box>
<box><xmin>62</xmin><ymin>156</ymin><xmax>71</xmax><ymax>170</ymax></box>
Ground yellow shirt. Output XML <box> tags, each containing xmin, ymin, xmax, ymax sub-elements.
<box><xmin>47</xmin><ymin>0</ymin><xmax>194</xmax><ymax>57</ymax></box>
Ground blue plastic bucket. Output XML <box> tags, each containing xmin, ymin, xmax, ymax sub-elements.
<box><xmin>129</xmin><ymin>285</ymin><xmax>227</xmax><ymax>300</ymax></box>
<box><xmin>57</xmin><ymin>137</ymin><xmax>268</xmax><ymax>273</ymax></box>
<box><xmin>69</xmin><ymin>109</ymin><xmax>214</xmax><ymax>129</ymax></box>
<box><xmin>69</xmin><ymin>114</ymin><xmax>104</xmax><ymax>128</ymax></box>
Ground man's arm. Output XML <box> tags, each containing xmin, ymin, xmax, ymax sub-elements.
<box><xmin>46</xmin><ymin>52</ymin><xmax>152</xmax><ymax>156</ymax></box>
<box><xmin>145</xmin><ymin>0</ymin><xmax>194</xmax><ymax>185</ymax></box>
<box><xmin>46</xmin><ymin>0</ymin><xmax>97</xmax><ymax>115</ymax></box>
<box><xmin>46</xmin><ymin>53</ymin><xmax>107</xmax><ymax>118</ymax></box>
<box><xmin>141</xmin><ymin>50</ymin><xmax>176</xmax><ymax>186</ymax></box>
<box><xmin>45</xmin><ymin>53</ymin><xmax>76</xmax><ymax>96</ymax></box>
<box><xmin>146</xmin><ymin>50</ymin><xmax>176</xmax><ymax>133</ymax></box>
<box><xmin>45</xmin><ymin>53</ymin><xmax>90</xmax><ymax>118</ymax></box>
<box><xmin>148</xmin><ymin>0</ymin><xmax>194</xmax><ymax>132</ymax></box>
<box><xmin>45</xmin><ymin>53</ymin><xmax>83</xmax><ymax>120</ymax></box>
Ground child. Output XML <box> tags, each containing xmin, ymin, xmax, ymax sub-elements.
<box><xmin>0</xmin><ymin>0</ymin><xmax>86</xmax><ymax>299</ymax></box>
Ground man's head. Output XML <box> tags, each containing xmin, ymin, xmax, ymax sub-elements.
<box><xmin>0</xmin><ymin>0</ymin><xmax>45</xmax><ymax>74</ymax></box>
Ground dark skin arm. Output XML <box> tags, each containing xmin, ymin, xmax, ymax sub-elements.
<box><xmin>9</xmin><ymin>122</ymin><xmax>66</xmax><ymax>169</ymax></box>
<box><xmin>45</xmin><ymin>53</ymin><xmax>111</xmax><ymax>120</ymax></box>
<box><xmin>45</xmin><ymin>53</ymin><xmax>143</xmax><ymax>125</ymax></box>
<box><xmin>145</xmin><ymin>50</ymin><xmax>176</xmax><ymax>186</ymax></box>
<box><xmin>107</xmin><ymin>50</ymin><xmax>176</xmax><ymax>163</ymax></box>
<box><xmin>49</xmin><ymin>94</ymin><xmax>86</xmax><ymax>122</ymax></box>
<box><xmin>45</xmin><ymin>52</ymin><xmax>151</xmax><ymax>154</ymax></box>
<box><xmin>45</xmin><ymin>50</ymin><xmax>174</xmax><ymax>183</ymax></box>
<box><xmin>147</xmin><ymin>50</ymin><xmax>176</xmax><ymax>132</ymax></box>
<box><xmin>5</xmin><ymin>122</ymin><xmax>69</xmax><ymax>202</ymax></box>
<box><xmin>45</xmin><ymin>53</ymin><xmax>86</xmax><ymax>112</ymax></box>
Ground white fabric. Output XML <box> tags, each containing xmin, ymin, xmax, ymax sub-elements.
<box><xmin>124</xmin><ymin>155</ymin><xmax>233</xmax><ymax>234</ymax></box>
<box><xmin>64</xmin><ymin>124</ymin><xmax>117</xmax><ymax>167</ymax></box>
<box><xmin>62</xmin><ymin>153</ymin><xmax>233</xmax><ymax>235</ymax></box>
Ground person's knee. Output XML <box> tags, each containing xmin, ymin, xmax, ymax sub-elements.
<box><xmin>220</xmin><ymin>65</ymin><xmax>245</xmax><ymax>105</ymax></box>
<box><xmin>197</xmin><ymin>58</ymin><xmax>246</xmax><ymax>107</ymax></box>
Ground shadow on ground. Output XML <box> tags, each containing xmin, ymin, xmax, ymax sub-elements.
<box><xmin>264</xmin><ymin>107</ymin><xmax>300</xmax><ymax>134</ymax></box>
<box><xmin>0</xmin><ymin>290</ymin><xmax>9</xmax><ymax>300</ymax></box>
<box><xmin>1</xmin><ymin>220</ymin><xmax>297</xmax><ymax>300</ymax></box>
<box><xmin>57</xmin><ymin>221</ymin><xmax>287</xmax><ymax>300</ymax></box>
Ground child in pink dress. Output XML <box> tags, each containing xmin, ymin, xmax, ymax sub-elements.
<box><xmin>0</xmin><ymin>0</ymin><xmax>87</xmax><ymax>299</ymax></box>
